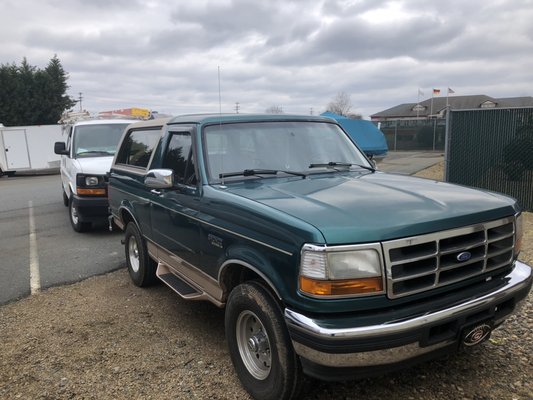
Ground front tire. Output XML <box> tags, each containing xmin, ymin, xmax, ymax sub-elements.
<box><xmin>62</xmin><ymin>189</ymin><xmax>69</xmax><ymax>207</ymax></box>
<box><xmin>225</xmin><ymin>281</ymin><xmax>303</xmax><ymax>400</ymax></box>
<box><xmin>124</xmin><ymin>222</ymin><xmax>157</xmax><ymax>287</ymax></box>
<box><xmin>69</xmin><ymin>197</ymin><xmax>91</xmax><ymax>232</ymax></box>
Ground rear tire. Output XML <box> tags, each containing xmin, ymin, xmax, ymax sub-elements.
<box><xmin>124</xmin><ymin>222</ymin><xmax>157</xmax><ymax>287</ymax></box>
<box><xmin>69</xmin><ymin>197</ymin><xmax>91</xmax><ymax>232</ymax></box>
<box><xmin>225</xmin><ymin>281</ymin><xmax>303</xmax><ymax>400</ymax></box>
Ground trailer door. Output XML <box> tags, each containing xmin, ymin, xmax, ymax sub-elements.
<box><xmin>2</xmin><ymin>130</ymin><xmax>31</xmax><ymax>169</ymax></box>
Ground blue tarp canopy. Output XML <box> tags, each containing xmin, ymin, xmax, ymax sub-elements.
<box><xmin>321</xmin><ymin>111</ymin><xmax>388</xmax><ymax>156</ymax></box>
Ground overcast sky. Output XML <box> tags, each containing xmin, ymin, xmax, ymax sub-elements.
<box><xmin>1</xmin><ymin>0</ymin><xmax>532</xmax><ymax>118</ymax></box>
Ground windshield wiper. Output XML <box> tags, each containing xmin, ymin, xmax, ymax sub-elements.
<box><xmin>77</xmin><ymin>150</ymin><xmax>114</xmax><ymax>156</ymax></box>
<box><xmin>219</xmin><ymin>169</ymin><xmax>307</xmax><ymax>179</ymax></box>
<box><xmin>308</xmin><ymin>161</ymin><xmax>375</xmax><ymax>172</ymax></box>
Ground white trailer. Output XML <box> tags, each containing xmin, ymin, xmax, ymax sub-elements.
<box><xmin>0</xmin><ymin>124</ymin><xmax>63</xmax><ymax>176</ymax></box>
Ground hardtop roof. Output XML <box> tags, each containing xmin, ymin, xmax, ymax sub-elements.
<box><xmin>167</xmin><ymin>113</ymin><xmax>332</xmax><ymax>125</ymax></box>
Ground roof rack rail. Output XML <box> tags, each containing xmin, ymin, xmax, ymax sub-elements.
<box><xmin>58</xmin><ymin>107</ymin><xmax>152</xmax><ymax>125</ymax></box>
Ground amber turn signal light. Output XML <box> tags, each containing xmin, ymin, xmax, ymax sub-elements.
<box><xmin>300</xmin><ymin>276</ymin><xmax>383</xmax><ymax>296</ymax></box>
<box><xmin>77</xmin><ymin>188</ymin><xmax>106</xmax><ymax>196</ymax></box>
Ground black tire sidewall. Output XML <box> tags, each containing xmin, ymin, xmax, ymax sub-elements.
<box><xmin>225</xmin><ymin>282</ymin><xmax>301</xmax><ymax>400</ymax></box>
<box><xmin>124</xmin><ymin>222</ymin><xmax>156</xmax><ymax>287</ymax></box>
<box><xmin>69</xmin><ymin>197</ymin><xmax>88</xmax><ymax>232</ymax></box>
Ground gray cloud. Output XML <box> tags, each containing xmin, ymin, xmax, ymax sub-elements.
<box><xmin>0</xmin><ymin>0</ymin><xmax>532</xmax><ymax>118</ymax></box>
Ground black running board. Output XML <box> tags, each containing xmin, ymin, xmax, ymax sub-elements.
<box><xmin>156</xmin><ymin>263</ymin><xmax>204</xmax><ymax>300</ymax></box>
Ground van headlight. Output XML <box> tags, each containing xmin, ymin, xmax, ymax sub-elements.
<box><xmin>85</xmin><ymin>176</ymin><xmax>100</xmax><ymax>186</ymax></box>
<box><xmin>299</xmin><ymin>244</ymin><xmax>384</xmax><ymax>297</ymax></box>
<box><xmin>76</xmin><ymin>174</ymin><xmax>107</xmax><ymax>196</ymax></box>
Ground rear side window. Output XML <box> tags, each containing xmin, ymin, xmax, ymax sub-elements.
<box><xmin>116</xmin><ymin>128</ymin><xmax>161</xmax><ymax>168</ymax></box>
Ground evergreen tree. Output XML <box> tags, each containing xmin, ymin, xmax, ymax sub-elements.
<box><xmin>0</xmin><ymin>63</ymin><xmax>20</xmax><ymax>125</ymax></box>
<box><xmin>44</xmin><ymin>55</ymin><xmax>76</xmax><ymax>124</ymax></box>
<box><xmin>0</xmin><ymin>56</ymin><xmax>75</xmax><ymax>126</ymax></box>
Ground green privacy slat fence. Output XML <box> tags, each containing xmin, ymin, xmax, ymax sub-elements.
<box><xmin>380</xmin><ymin>119</ymin><xmax>445</xmax><ymax>151</ymax></box>
<box><xmin>446</xmin><ymin>108</ymin><xmax>533</xmax><ymax>211</ymax></box>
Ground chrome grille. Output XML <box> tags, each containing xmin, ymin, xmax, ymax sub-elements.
<box><xmin>382</xmin><ymin>217</ymin><xmax>516</xmax><ymax>299</ymax></box>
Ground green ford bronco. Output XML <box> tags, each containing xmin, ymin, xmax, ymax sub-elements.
<box><xmin>108</xmin><ymin>114</ymin><xmax>532</xmax><ymax>400</ymax></box>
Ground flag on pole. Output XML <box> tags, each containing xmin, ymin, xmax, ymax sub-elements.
<box><xmin>433</xmin><ymin>88</ymin><xmax>441</xmax><ymax>96</ymax></box>
<box><xmin>448</xmin><ymin>87</ymin><xmax>455</xmax><ymax>94</ymax></box>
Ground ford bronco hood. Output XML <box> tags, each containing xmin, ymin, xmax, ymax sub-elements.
<box><xmin>224</xmin><ymin>172</ymin><xmax>518</xmax><ymax>244</ymax></box>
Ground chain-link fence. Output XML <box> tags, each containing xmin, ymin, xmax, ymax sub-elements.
<box><xmin>446</xmin><ymin>107</ymin><xmax>533</xmax><ymax>211</ymax></box>
<box><xmin>380</xmin><ymin>119</ymin><xmax>446</xmax><ymax>151</ymax></box>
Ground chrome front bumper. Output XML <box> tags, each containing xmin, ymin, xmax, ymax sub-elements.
<box><xmin>285</xmin><ymin>260</ymin><xmax>532</xmax><ymax>368</ymax></box>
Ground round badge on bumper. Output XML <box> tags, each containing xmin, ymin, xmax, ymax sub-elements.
<box><xmin>462</xmin><ymin>323</ymin><xmax>492</xmax><ymax>347</ymax></box>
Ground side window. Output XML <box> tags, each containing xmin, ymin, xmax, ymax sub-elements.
<box><xmin>65</xmin><ymin>126</ymin><xmax>73</xmax><ymax>155</ymax></box>
<box><xmin>162</xmin><ymin>132</ymin><xmax>196</xmax><ymax>185</ymax></box>
<box><xmin>116</xmin><ymin>128</ymin><xmax>161</xmax><ymax>169</ymax></box>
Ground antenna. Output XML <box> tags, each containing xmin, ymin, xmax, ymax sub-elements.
<box><xmin>218</xmin><ymin>66</ymin><xmax>222</xmax><ymax>114</ymax></box>
<box><xmin>217</xmin><ymin>65</ymin><xmax>224</xmax><ymax>184</ymax></box>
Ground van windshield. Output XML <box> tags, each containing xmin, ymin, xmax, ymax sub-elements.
<box><xmin>73</xmin><ymin>123</ymin><xmax>130</xmax><ymax>158</ymax></box>
<box><xmin>203</xmin><ymin>121</ymin><xmax>371</xmax><ymax>182</ymax></box>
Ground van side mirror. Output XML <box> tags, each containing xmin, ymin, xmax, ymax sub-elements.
<box><xmin>54</xmin><ymin>142</ymin><xmax>68</xmax><ymax>155</ymax></box>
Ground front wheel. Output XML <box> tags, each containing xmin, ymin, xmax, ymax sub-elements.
<box><xmin>225</xmin><ymin>281</ymin><xmax>303</xmax><ymax>400</ymax></box>
<box><xmin>69</xmin><ymin>197</ymin><xmax>91</xmax><ymax>232</ymax></box>
<box><xmin>124</xmin><ymin>222</ymin><xmax>157</xmax><ymax>287</ymax></box>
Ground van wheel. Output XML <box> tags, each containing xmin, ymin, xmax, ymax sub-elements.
<box><xmin>69</xmin><ymin>198</ymin><xmax>91</xmax><ymax>232</ymax></box>
<box><xmin>225</xmin><ymin>281</ymin><xmax>303</xmax><ymax>400</ymax></box>
<box><xmin>124</xmin><ymin>222</ymin><xmax>157</xmax><ymax>287</ymax></box>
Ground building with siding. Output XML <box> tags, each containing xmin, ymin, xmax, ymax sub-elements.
<box><xmin>371</xmin><ymin>95</ymin><xmax>533</xmax><ymax>122</ymax></box>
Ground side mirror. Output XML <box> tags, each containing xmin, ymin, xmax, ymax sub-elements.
<box><xmin>145</xmin><ymin>169</ymin><xmax>174</xmax><ymax>189</ymax></box>
<box><xmin>54</xmin><ymin>142</ymin><xmax>68</xmax><ymax>155</ymax></box>
<box><xmin>365</xmin><ymin>153</ymin><xmax>377</xmax><ymax>169</ymax></box>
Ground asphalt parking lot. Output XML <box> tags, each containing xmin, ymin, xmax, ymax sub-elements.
<box><xmin>377</xmin><ymin>151</ymin><xmax>444</xmax><ymax>174</ymax></box>
<box><xmin>0</xmin><ymin>173</ymin><xmax>124</xmax><ymax>305</ymax></box>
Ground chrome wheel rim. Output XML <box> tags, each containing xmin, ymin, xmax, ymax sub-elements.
<box><xmin>128</xmin><ymin>237</ymin><xmax>140</xmax><ymax>273</ymax></box>
<box><xmin>236</xmin><ymin>310</ymin><xmax>271</xmax><ymax>380</ymax></box>
<box><xmin>70</xmin><ymin>204</ymin><xmax>79</xmax><ymax>225</ymax></box>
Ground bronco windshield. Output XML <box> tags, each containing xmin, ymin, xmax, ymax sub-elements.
<box><xmin>203</xmin><ymin>121</ymin><xmax>371</xmax><ymax>182</ymax></box>
<box><xmin>73</xmin><ymin>123</ymin><xmax>130</xmax><ymax>158</ymax></box>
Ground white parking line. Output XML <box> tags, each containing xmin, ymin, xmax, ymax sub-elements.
<box><xmin>28</xmin><ymin>200</ymin><xmax>41</xmax><ymax>294</ymax></box>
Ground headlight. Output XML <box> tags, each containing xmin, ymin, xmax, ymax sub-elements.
<box><xmin>515</xmin><ymin>213</ymin><xmax>523</xmax><ymax>257</ymax></box>
<box><xmin>85</xmin><ymin>176</ymin><xmax>99</xmax><ymax>186</ymax></box>
<box><xmin>76</xmin><ymin>174</ymin><xmax>106</xmax><ymax>196</ymax></box>
<box><xmin>299</xmin><ymin>244</ymin><xmax>384</xmax><ymax>297</ymax></box>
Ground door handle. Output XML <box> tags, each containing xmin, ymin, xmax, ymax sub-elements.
<box><xmin>150</xmin><ymin>189</ymin><xmax>162</xmax><ymax>195</ymax></box>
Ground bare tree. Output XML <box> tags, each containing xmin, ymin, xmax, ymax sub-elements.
<box><xmin>265</xmin><ymin>105</ymin><xmax>283</xmax><ymax>114</ymax></box>
<box><xmin>346</xmin><ymin>112</ymin><xmax>363</xmax><ymax>120</ymax></box>
<box><xmin>326</xmin><ymin>91</ymin><xmax>352</xmax><ymax>117</ymax></box>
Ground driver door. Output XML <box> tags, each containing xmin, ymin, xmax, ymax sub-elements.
<box><xmin>149</xmin><ymin>131</ymin><xmax>200</xmax><ymax>267</ymax></box>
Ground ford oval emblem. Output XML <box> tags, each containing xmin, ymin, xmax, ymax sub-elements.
<box><xmin>457</xmin><ymin>251</ymin><xmax>472</xmax><ymax>262</ymax></box>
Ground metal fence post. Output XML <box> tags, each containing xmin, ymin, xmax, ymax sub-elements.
<box><xmin>444</xmin><ymin>108</ymin><xmax>451</xmax><ymax>182</ymax></box>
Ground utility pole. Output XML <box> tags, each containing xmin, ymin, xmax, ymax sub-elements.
<box><xmin>78</xmin><ymin>92</ymin><xmax>83</xmax><ymax>111</ymax></box>
<box><xmin>310</xmin><ymin>107</ymin><xmax>313</xmax><ymax>115</ymax></box>
<box><xmin>235</xmin><ymin>102</ymin><xmax>240</xmax><ymax>114</ymax></box>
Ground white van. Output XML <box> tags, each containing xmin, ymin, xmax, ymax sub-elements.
<box><xmin>54</xmin><ymin>118</ymin><xmax>136</xmax><ymax>232</ymax></box>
